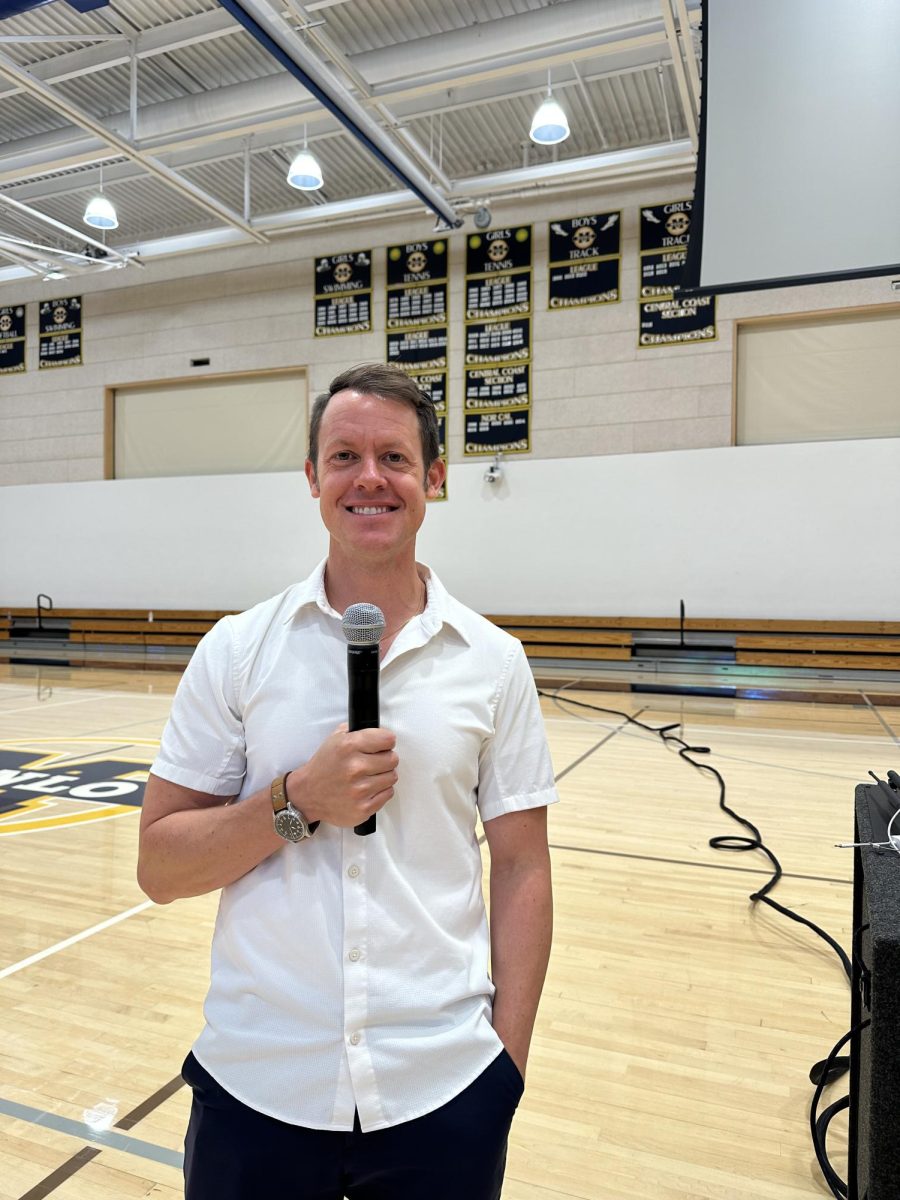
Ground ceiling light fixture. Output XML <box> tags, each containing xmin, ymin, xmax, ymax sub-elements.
<box><xmin>530</xmin><ymin>71</ymin><xmax>570</xmax><ymax>146</ymax></box>
<box><xmin>287</xmin><ymin>125</ymin><xmax>324</xmax><ymax>191</ymax></box>
<box><xmin>83</xmin><ymin>163</ymin><xmax>118</xmax><ymax>230</ymax></box>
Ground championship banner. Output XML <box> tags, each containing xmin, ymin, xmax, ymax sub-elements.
<box><xmin>464</xmin><ymin>407</ymin><xmax>530</xmax><ymax>456</ymax></box>
<box><xmin>314</xmin><ymin>250</ymin><xmax>372</xmax><ymax>337</ymax></box>
<box><xmin>386</xmin><ymin>238</ymin><xmax>449</xmax><ymax>329</ymax></box>
<box><xmin>407</xmin><ymin>370</ymin><xmax>446</xmax><ymax>414</ymax></box>
<box><xmin>386</xmin><ymin>326</ymin><xmax>447</xmax><ymax>370</ymax></box>
<box><xmin>548</xmin><ymin>212</ymin><xmax>621</xmax><ymax>308</ymax></box>
<box><xmin>464</xmin><ymin>363</ymin><xmax>530</xmax><ymax>412</ymax></box>
<box><xmin>465</xmin><ymin>225</ymin><xmax>532</xmax><ymax>320</ymax></box>
<box><xmin>638</xmin><ymin>201</ymin><xmax>717</xmax><ymax>348</ymax></box>
<box><xmin>383</xmin><ymin>238</ymin><xmax>450</xmax><ymax>502</ymax></box>
<box><xmin>463</xmin><ymin>226</ymin><xmax>533</xmax><ymax>456</ymax></box>
<box><xmin>38</xmin><ymin>295</ymin><xmax>81</xmax><ymax>368</ymax></box>
<box><xmin>465</xmin><ymin>317</ymin><xmax>530</xmax><ymax>365</ymax></box>
<box><xmin>0</xmin><ymin>304</ymin><xmax>26</xmax><ymax>373</ymax></box>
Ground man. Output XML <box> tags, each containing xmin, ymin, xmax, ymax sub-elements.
<box><xmin>138</xmin><ymin>362</ymin><xmax>557</xmax><ymax>1200</ymax></box>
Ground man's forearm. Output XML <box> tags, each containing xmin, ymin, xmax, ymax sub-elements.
<box><xmin>137</xmin><ymin>785</ymin><xmax>283</xmax><ymax>904</ymax></box>
<box><xmin>489</xmin><ymin>858</ymin><xmax>553</xmax><ymax>1078</ymax></box>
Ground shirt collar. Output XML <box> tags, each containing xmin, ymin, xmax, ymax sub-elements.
<box><xmin>282</xmin><ymin>558</ymin><xmax>471</xmax><ymax>646</ymax></box>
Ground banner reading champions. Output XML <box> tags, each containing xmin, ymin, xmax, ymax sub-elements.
<box><xmin>463</xmin><ymin>225</ymin><xmax>532</xmax><ymax>457</ymax></box>
<box><xmin>38</xmin><ymin>296</ymin><xmax>82</xmax><ymax>368</ymax></box>
<box><xmin>385</xmin><ymin>239</ymin><xmax>448</xmax><ymax>500</ymax></box>
<box><xmin>638</xmin><ymin>200</ymin><xmax>716</xmax><ymax>347</ymax></box>
<box><xmin>548</xmin><ymin>212</ymin><xmax>621</xmax><ymax>308</ymax></box>
<box><xmin>0</xmin><ymin>305</ymin><xmax>26</xmax><ymax>373</ymax></box>
<box><xmin>314</xmin><ymin>250</ymin><xmax>372</xmax><ymax>337</ymax></box>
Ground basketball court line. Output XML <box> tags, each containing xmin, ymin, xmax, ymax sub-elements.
<box><xmin>0</xmin><ymin>1097</ymin><xmax>183</xmax><ymax>1169</ymax></box>
<box><xmin>861</xmin><ymin>692</ymin><xmax>900</xmax><ymax>745</ymax></box>
<box><xmin>547</xmin><ymin>842</ymin><xmax>852</xmax><ymax>887</ymax></box>
<box><xmin>0</xmin><ymin>899</ymin><xmax>152</xmax><ymax>979</ymax></box>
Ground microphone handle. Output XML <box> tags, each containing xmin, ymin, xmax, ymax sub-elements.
<box><xmin>348</xmin><ymin>643</ymin><xmax>380</xmax><ymax>836</ymax></box>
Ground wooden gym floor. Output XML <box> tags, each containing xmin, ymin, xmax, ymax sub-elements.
<box><xmin>1</xmin><ymin>660</ymin><xmax>895</xmax><ymax>1200</ymax></box>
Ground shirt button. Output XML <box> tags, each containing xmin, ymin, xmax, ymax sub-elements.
<box><xmin>347</xmin><ymin>865</ymin><xmax>360</xmax><ymax>879</ymax></box>
<box><xmin>348</xmin><ymin>948</ymin><xmax>361</xmax><ymax>962</ymax></box>
<box><xmin>349</xmin><ymin>1032</ymin><xmax>361</xmax><ymax>1046</ymax></box>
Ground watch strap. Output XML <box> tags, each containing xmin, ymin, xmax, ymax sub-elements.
<box><xmin>271</xmin><ymin>772</ymin><xmax>320</xmax><ymax>833</ymax></box>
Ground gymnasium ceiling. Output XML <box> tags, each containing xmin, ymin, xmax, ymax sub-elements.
<box><xmin>0</xmin><ymin>0</ymin><xmax>700</xmax><ymax>283</ymax></box>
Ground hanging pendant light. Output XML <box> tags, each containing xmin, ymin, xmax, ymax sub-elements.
<box><xmin>84</xmin><ymin>162</ymin><xmax>118</xmax><ymax>229</ymax></box>
<box><xmin>287</xmin><ymin>125</ymin><xmax>324</xmax><ymax>191</ymax></box>
<box><xmin>530</xmin><ymin>71</ymin><xmax>570</xmax><ymax>146</ymax></box>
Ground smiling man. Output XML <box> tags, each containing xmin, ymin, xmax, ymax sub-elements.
<box><xmin>137</xmin><ymin>362</ymin><xmax>557</xmax><ymax>1200</ymax></box>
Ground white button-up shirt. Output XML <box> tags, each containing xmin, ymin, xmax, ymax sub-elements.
<box><xmin>152</xmin><ymin>561</ymin><xmax>557</xmax><ymax>1132</ymax></box>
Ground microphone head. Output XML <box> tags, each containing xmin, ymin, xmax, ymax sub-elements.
<box><xmin>342</xmin><ymin>602</ymin><xmax>386</xmax><ymax>646</ymax></box>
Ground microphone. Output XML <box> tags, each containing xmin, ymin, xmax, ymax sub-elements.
<box><xmin>341</xmin><ymin>602</ymin><xmax>386</xmax><ymax>836</ymax></box>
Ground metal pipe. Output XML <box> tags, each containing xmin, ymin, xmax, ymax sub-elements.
<box><xmin>220</xmin><ymin>0</ymin><xmax>461</xmax><ymax>228</ymax></box>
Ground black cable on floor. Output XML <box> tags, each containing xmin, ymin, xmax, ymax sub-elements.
<box><xmin>540</xmin><ymin>687</ymin><xmax>851</xmax><ymax>977</ymax></box>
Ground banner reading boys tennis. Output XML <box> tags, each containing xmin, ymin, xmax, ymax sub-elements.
<box><xmin>548</xmin><ymin>212</ymin><xmax>621</xmax><ymax>308</ymax></box>
<box><xmin>384</xmin><ymin>239</ymin><xmax>449</xmax><ymax>500</ymax></box>
<box><xmin>314</xmin><ymin>251</ymin><xmax>372</xmax><ymax>336</ymax></box>
<box><xmin>638</xmin><ymin>201</ymin><xmax>716</xmax><ymax>347</ymax></box>
<box><xmin>38</xmin><ymin>295</ymin><xmax>82</xmax><ymax>368</ymax></box>
<box><xmin>0</xmin><ymin>305</ymin><xmax>25</xmax><ymax>373</ymax></box>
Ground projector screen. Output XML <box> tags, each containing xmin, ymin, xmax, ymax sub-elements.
<box><xmin>682</xmin><ymin>0</ymin><xmax>900</xmax><ymax>294</ymax></box>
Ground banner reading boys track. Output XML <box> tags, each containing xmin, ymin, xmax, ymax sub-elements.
<box><xmin>38</xmin><ymin>295</ymin><xmax>81</xmax><ymax>368</ymax></box>
<box><xmin>638</xmin><ymin>201</ymin><xmax>716</xmax><ymax>347</ymax></box>
<box><xmin>314</xmin><ymin>250</ymin><xmax>372</xmax><ymax>336</ymax></box>
<box><xmin>548</xmin><ymin>212</ymin><xmax>621</xmax><ymax>308</ymax></box>
<box><xmin>464</xmin><ymin>407</ymin><xmax>530</xmax><ymax>456</ymax></box>
<box><xmin>0</xmin><ymin>304</ymin><xmax>26</xmax><ymax>373</ymax></box>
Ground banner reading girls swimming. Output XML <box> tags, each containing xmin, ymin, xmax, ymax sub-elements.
<box><xmin>638</xmin><ymin>201</ymin><xmax>717</xmax><ymax>347</ymax></box>
<box><xmin>314</xmin><ymin>250</ymin><xmax>372</xmax><ymax>336</ymax></box>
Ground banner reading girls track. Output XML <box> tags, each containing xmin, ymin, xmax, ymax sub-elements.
<box><xmin>638</xmin><ymin>201</ymin><xmax>717</xmax><ymax>348</ymax></box>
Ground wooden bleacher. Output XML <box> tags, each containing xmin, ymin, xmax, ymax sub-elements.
<box><xmin>2</xmin><ymin>607</ymin><xmax>900</xmax><ymax>675</ymax></box>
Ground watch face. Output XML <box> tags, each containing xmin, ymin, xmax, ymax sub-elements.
<box><xmin>274</xmin><ymin>807</ymin><xmax>307</xmax><ymax>842</ymax></box>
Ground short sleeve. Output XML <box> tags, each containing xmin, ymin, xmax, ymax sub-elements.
<box><xmin>151</xmin><ymin>617</ymin><xmax>247</xmax><ymax>795</ymax></box>
<box><xmin>476</xmin><ymin>641</ymin><xmax>559</xmax><ymax>823</ymax></box>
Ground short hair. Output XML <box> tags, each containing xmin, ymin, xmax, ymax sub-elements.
<box><xmin>308</xmin><ymin>363</ymin><xmax>440</xmax><ymax>476</ymax></box>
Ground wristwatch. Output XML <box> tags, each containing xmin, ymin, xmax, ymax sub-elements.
<box><xmin>271</xmin><ymin>772</ymin><xmax>319</xmax><ymax>842</ymax></box>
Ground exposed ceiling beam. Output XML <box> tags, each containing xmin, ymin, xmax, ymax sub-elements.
<box><xmin>0</xmin><ymin>48</ymin><xmax>268</xmax><ymax>243</ymax></box>
<box><xmin>660</xmin><ymin>0</ymin><xmax>697</xmax><ymax>148</ymax></box>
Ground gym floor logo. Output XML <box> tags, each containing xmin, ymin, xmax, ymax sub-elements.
<box><xmin>0</xmin><ymin>746</ymin><xmax>149</xmax><ymax>836</ymax></box>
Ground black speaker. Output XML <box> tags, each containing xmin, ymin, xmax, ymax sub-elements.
<box><xmin>849</xmin><ymin>783</ymin><xmax>900</xmax><ymax>1199</ymax></box>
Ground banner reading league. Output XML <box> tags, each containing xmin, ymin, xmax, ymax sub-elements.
<box><xmin>314</xmin><ymin>250</ymin><xmax>372</xmax><ymax>336</ymax></box>
<box><xmin>638</xmin><ymin>201</ymin><xmax>716</xmax><ymax>347</ymax></box>
<box><xmin>548</xmin><ymin>212</ymin><xmax>621</xmax><ymax>308</ymax></box>
<box><xmin>38</xmin><ymin>295</ymin><xmax>82</xmax><ymax>368</ymax></box>
<box><xmin>0</xmin><ymin>305</ymin><xmax>26</xmax><ymax>373</ymax></box>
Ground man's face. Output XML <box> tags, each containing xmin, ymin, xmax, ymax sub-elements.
<box><xmin>306</xmin><ymin>390</ymin><xmax>445</xmax><ymax>566</ymax></box>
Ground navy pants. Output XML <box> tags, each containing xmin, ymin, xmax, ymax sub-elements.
<box><xmin>182</xmin><ymin>1049</ymin><xmax>525</xmax><ymax>1200</ymax></box>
